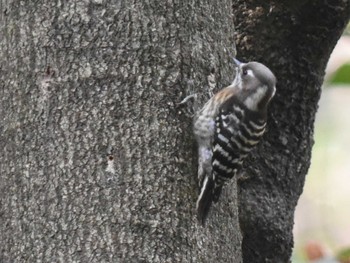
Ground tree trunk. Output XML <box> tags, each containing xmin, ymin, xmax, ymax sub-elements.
<box><xmin>232</xmin><ymin>1</ymin><xmax>350</xmax><ymax>262</ymax></box>
<box><xmin>0</xmin><ymin>1</ymin><xmax>241</xmax><ymax>262</ymax></box>
<box><xmin>1</xmin><ymin>1</ymin><xmax>349</xmax><ymax>262</ymax></box>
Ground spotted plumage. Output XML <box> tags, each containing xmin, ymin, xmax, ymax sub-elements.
<box><xmin>194</xmin><ymin>59</ymin><xmax>276</xmax><ymax>224</ymax></box>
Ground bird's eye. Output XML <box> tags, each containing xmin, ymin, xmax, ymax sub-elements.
<box><xmin>242</xmin><ymin>69</ymin><xmax>248</xmax><ymax>76</ymax></box>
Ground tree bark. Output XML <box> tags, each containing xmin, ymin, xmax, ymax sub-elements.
<box><xmin>0</xmin><ymin>1</ymin><xmax>241</xmax><ymax>262</ymax></box>
<box><xmin>232</xmin><ymin>1</ymin><xmax>350</xmax><ymax>262</ymax></box>
<box><xmin>1</xmin><ymin>1</ymin><xmax>349</xmax><ymax>262</ymax></box>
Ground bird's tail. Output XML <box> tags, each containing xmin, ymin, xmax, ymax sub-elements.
<box><xmin>196</xmin><ymin>176</ymin><xmax>223</xmax><ymax>225</ymax></box>
<box><xmin>196</xmin><ymin>176</ymin><xmax>214</xmax><ymax>225</ymax></box>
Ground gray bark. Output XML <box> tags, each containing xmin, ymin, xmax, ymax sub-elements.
<box><xmin>232</xmin><ymin>1</ymin><xmax>350</xmax><ymax>262</ymax></box>
<box><xmin>1</xmin><ymin>0</ymin><xmax>349</xmax><ymax>262</ymax></box>
<box><xmin>0</xmin><ymin>1</ymin><xmax>241</xmax><ymax>263</ymax></box>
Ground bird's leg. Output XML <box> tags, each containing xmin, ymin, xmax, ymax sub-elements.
<box><xmin>177</xmin><ymin>93</ymin><xmax>198</xmax><ymax>117</ymax></box>
<box><xmin>177</xmin><ymin>93</ymin><xmax>197</xmax><ymax>106</ymax></box>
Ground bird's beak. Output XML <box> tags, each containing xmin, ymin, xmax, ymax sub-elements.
<box><xmin>233</xmin><ymin>58</ymin><xmax>242</xmax><ymax>66</ymax></box>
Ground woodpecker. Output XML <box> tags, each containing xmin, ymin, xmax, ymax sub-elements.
<box><xmin>194</xmin><ymin>58</ymin><xmax>276</xmax><ymax>224</ymax></box>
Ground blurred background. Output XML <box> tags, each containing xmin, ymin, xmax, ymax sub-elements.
<box><xmin>292</xmin><ymin>24</ymin><xmax>350</xmax><ymax>263</ymax></box>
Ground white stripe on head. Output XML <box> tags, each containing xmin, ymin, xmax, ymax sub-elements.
<box><xmin>268</xmin><ymin>86</ymin><xmax>276</xmax><ymax>102</ymax></box>
<box><xmin>243</xmin><ymin>85</ymin><xmax>267</xmax><ymax>111</ymax></box>
<box><xmin>246</xmin><ymin>69</ymin><xmax>255</xmax><ymax>78</ymax></box>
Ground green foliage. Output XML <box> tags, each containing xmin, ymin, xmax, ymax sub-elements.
<box><xmin>329</xmin><ymin>63</ymin><xmax>350</xmax><ymax>85</ymax></box>
<box><xmin>336</xmin><ymin>248</ymin><xmax>350</xmax><ymax>262</ymax></box>
<box><xmin>344</xmin><ymin>22</ymin><xmax>350</xmax><ymax>36</ymax></box>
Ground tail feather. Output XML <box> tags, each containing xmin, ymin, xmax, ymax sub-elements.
<box><xmin>212</xmin><ymin>185</ymin><xmax>223</xmax><ymax>203</ymax></box>
<box><xmin>196</xmin><ymin>176</ymin><xmax>215</xmax><ymax>225</ymax></box>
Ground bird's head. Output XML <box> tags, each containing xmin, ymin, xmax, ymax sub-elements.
<box><xmin>232</xmin><ymin>59</ymin><xmax>276</xmax><ymax>112</ymax></box>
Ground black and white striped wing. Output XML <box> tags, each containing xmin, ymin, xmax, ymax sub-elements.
<box><xmin>211</xmin><ymin>105</ymin><xmax>266</xmax><ymax>201</ymax></box>
<box><xmin>212</xmin><ymin>108</ymin><xmax>243</xmax><ymax>183</ymax></box>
